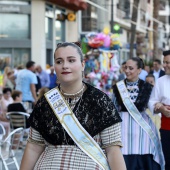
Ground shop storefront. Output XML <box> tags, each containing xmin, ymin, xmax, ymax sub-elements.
<box><xmin>0</xmin><ymin>0</ymin><xmax>87</xmax><ymax>70</ymax></box>
<box><xmin>0</xmin><ymin>0</ymin><xmax>31</xmax><ymax>72</ymax></box>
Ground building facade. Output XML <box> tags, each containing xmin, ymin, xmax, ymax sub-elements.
<box><xmin>1</xmin><ymin>0</ymin><xmax>167</xmax><ymax>71</ymax></box>
<box><xmin>0</xmin><ymin>0</ymin><xmax>87</xmax><ymax>71</ymax></box>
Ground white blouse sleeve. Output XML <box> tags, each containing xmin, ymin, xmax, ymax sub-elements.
<box><xmin>148</xmin><ymin>81</ymin><xmax>161</xmax><ymax>114</ymax></box>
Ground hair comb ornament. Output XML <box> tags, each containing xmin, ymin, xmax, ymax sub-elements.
<box><xmin>72</xmin><ymin>41</ymin><xmax>81</xmax><ymax>48</ymax></box>
<box><xmin>57</xmin><ymin>42</ymin><xmax>81</xmax><ymax>48</ymax></box>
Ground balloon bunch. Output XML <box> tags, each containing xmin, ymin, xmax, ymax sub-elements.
<box><xmin>85</xmin><ymin>27</ymin><xmax>121</xmax><ymax>50</ymax></box>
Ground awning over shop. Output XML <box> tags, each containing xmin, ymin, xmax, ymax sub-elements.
<box><xmin>47</xmin><ymin>0</ymin><xmax>88</xmax><ymax>11</ymax></box>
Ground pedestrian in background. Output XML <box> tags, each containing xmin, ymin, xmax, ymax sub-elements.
<box><xmin>6</xmin><ymin>70</ymin><xmax>15</xmax><ymax>90</ymax></box>
<box><xmin>36</xmin><ymin>65</ymin><xmax>50</xmax><ymax>88</ymax></box>
<box><xmin>149</xmin><ymin>59</ymin><xmax>165</xmax><ymax>81</ymax></box>
<box><xmin>16</xmin><ymin>61</ymin><xmax>37</xmax><ymax>106</ymax></box>
<box><xmin>48</xmin><ymin>66</ymin><xmax>57</xmax><ymax>90</ymax></box>
<box><xmin>1</xmin><ymin>87</ymin><xmax>13</xmax><ymax>114</ymax></box>
<box><xmin>7</xmin><ymin>90</ymin><xmax>30</xmax><ymax>128</ymax></box>
<box><xmin>118</xmin><ymin>61</ymin><xmax>126</xmax><ymax>81</ymax></box>
<box><xmin>2</xmin><ymin>66</ymin><xmax>11</xmax><ymax>88</ymax></box>
<box><xmin>0</xmin><ymin>89</ymin><xmax>10</xmax><ymax>138</ymax></box>
<box><xmin>138</xmin><ymin>58</ymin><xmax>148</xmax><ymax>81</ymax></box>
<box><xmin>146</xmin><ymin>74</ymin><xmax>161</xmax><ymax>138</ymax></box>
<box><xmin>146</xmin><ymin>74</ymin><xmax>155</xmax><ymax>86</ymax></box>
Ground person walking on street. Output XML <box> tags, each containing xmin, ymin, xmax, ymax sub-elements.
<box><xmin>149</xmin><ymin>50</ymin><xmax>170</xmax><ymax>170</ymax></box>
<box><xmin>149</xmin><ymin>59</ymin><xmax>165</xmax><ymax>81</ymax></box>
<box><xmin>49</xmin><ymin>66</ymin><xmax>57</xmax><ymax>89</ymax></box>
<box><xmin>16</xmin><ymin>61</ymin><xmax>37</xmax><ymax>106</ymax></box>
<box><xmin>36</xmin><ymin>65</ymin><xmax>50</xmax><ymax>88</ymax></box>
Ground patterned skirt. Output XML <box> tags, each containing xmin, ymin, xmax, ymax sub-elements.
<box><xmin>29</xmin><ymin>123</ymin><xmax>122</xmax><ymax>170</ymax></box>
<box><xmin>120</xmin><ymin>111</ymin><xmax>165</xmax><ymax>169</ymax></box>
<box><xmin>34</xmin><ymin>145</ymin><xmax>102</xmax><ymax>170</ymax></box>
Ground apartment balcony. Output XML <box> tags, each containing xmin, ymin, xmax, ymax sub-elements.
<box><xmin>113</xmin><ymin>1</ymin><xmax>148</xmax><ymax>34</ymax></box>
<box><xmin>159</xmin><ymin>0</ymin><xmax>169</xmax><ymax>16</ymax></box>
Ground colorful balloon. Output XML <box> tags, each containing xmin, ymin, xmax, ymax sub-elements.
<box><xmin>103</xmin><ymin>35</ymin><xmax>111</xmax><ymax>47</ymax></box>
<box><xmin>103</xmin><ymin>27</ymin><xmax>110</xmax><ymax>35</ymax></box>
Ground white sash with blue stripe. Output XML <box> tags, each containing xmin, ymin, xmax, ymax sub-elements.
<box><xmin>116</xmin><ymin>81</ymin><xmax>165</xmax><ymax>170</ymax></box>
<box><xmin>44</xmin><ymin>88</ymin><xmax>110</xmax><ymax>170</ymax></box>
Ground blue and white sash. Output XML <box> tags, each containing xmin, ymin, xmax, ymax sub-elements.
<box><xmin>116</xmin><ymin>81</ymin><xmax>165</xmax><ymax>170</ymax></box>
<box><xmin>44</xmin><ymin>88</ymin><xmax>110</xmax><ymax>170</ymax></box>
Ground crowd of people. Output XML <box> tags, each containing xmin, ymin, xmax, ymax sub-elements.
<box><xmin>0</xmin><ymin>41</ymin><xmax>170</xmax><ymax>170</ymax></box>
<box><xmin>0</xmin><ymin>62</ymin><xmax>57</xmax><ymax>137</ymax></box>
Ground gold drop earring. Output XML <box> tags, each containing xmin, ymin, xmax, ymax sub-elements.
<box><xmin>82</xmin><ymin>71</ymin><xmax>84</xmax><ymax>79</ymax></box>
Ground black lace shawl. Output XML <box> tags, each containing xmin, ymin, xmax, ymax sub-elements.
<box><xmin>113</xmin><ymin>79</ymin><xmax>153</xmax><ymax>112</ymax></box>
<box><xmin>29</xmin><ymin>83</ymin><xmax>121</xmax><ymax>145</ymax></box>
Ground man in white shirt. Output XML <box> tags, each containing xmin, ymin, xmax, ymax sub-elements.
<box><xmin>36</xmin><ymin>65</ymin><xmax>50</xmax><ymax>88</ymax></box>
<box><xmin>148</xmin><ymin>50</ymin><xmax>170</xmax><ymax>170</ymax></box>
<box><xmin>149</xmin><ymin>59</ymin><xmax>165</xmax><ymax>81</ymax></box>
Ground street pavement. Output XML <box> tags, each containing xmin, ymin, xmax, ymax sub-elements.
<box><xmin>1</xmin><ymin>132</ymin><xmax>28</xmax><ymax>169</ymax></box>
<box><xmin>1</xmin><ymin>148</ymin><xmax>24</xmax><ymax>170</ymax></box>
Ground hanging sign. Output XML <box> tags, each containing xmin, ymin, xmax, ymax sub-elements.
<box><xmin>56</xmin><ymin>13</ymin><xmax>66</xmax><ymax>21</ymax></box>
<box><xmin>67</xmin><ymin>12</ymin><xmax>76</xmax><ymax>21</ymax></box>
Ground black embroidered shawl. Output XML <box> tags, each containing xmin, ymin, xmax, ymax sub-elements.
<box><xmin>113</xmin><ymin>79</ymin><xmax>153</xmax><ymax>112</ymax></box>
<box><xmin>29</xmin><ymin>83</ymin><xmax>121</xmax><ymax>145</ymax></box>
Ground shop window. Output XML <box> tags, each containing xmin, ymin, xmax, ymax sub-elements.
<box><xmin>45</xmin><ymin>4</ymin><xmax>54</xmax><ymax>41</ymax></box>
<box><xmin>0</xmin><ymin>0</ymin><xmax>29</xmax><ymax>5</ymax></box>
<box><xmin>46</xmin><ymin>49</ymin><xmax>53</xmax><ymax>66</ymax></box>
<box><xmin>0</xmin><ymin>48</ymin><xmax>30</xmax><ymax>69</ymax></box>
<box><xmin>82</xmin><ymin>18</ymin><xmax>97</xmax><ymax>32</ymax></box>
<box><xmin>0</xmin><ymin>48</ymin><xmax>12</xmax><ymax>72</ymax></box>
<box><xmin>13</xmin><ymin>48</ymin><xmax>30</xmax><ymax>67</ymax></box>
<box><xmin>117</xmin><ymin>0</ymin><xmax>130</xmax><ymax>18</ymax></box>
<box><xmin>45</xmin><ymin>17</ymin><xmax>53</xmax><ymax>40</ymax></box>
<box><xmin>0</xmin><ymin>13</ymin><xmax>30</xmax><ymax>39</ymax></box>
<box><xmin>55</xmin><ymin>9</ymin><xmax>65</xmax><ymax>43</ymax></box>
<box><xmin>159</xmin><ymin>0</ymin><xmax>166</xmax><ymax>10</ymax></box>
<box><xmin>81</xmin><ymin>1</ymin><xmax>97</xmax><ymax>32</ymax></box>
<box><xmin>140</xmin><ymin>10</ymin><xmax>146</xmax><ymax>25</ymax></box>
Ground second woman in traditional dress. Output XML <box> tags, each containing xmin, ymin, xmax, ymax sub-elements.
<box><xmin>113</xmin><ymin>57</ymin><xmax>165</xmax><ymax>170</ymax></box>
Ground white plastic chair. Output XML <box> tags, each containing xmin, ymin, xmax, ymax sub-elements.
<box><xmin>0</xmin><ymin>127</ymin><xmax>23</xmax><ymax>170</ymax></box>
<box><xmin>6</xmin><ymin>112</ymin><xmax>30</xmax><ymax>130</ymax></box>
<box><xmin>0</xmin><ymin>123</ymin><xmax>6</xmax><ymax>141</ymax></box>
<box><xmin>6</xmin><ymin>112</ymin><xmax>30</xmax><ymax>149</ymax></box>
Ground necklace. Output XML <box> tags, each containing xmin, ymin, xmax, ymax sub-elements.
<box><xmin>126</xmin><ymin>78</ymin><xmax>139</xmax><ymax>84</ymax></box>
<box><xmin>60</xmin><ymin>84</ymin><xmax>85</xmax><ymax>97</ymax></box>
<box><xmin>126</xmin><ymin>79</ymin><xmax>139</xmax><ymax>102</ymax></box>
<box><xmin>60</xmin><ymin>83</ymin><xmax>86</xmax><ymax>110</ymax></box>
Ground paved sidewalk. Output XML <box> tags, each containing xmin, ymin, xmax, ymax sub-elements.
<box><xmin>1</xmin><ymin>149</ymin><xmax>24</xmax><ymax>170</ymax></box>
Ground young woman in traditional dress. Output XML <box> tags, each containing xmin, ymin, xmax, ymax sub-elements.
<box><xmin>20</xmin><ymin>42</ymin><xmax>126</xmax><ymax>170</ymax></box>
